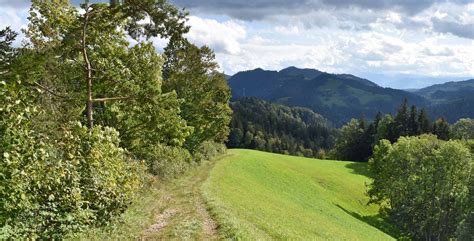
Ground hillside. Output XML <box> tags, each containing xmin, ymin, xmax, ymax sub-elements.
<box><xmin>415</xmin><ymin>79</ymin><xmax>474</xmax><ymax>102</ymax></box>
<box><xmin>228</xmin><ymin>67</ymin><xmax>426</xmax><ymax>125</ymax></box>
<box><xmin>203</xmin><ymin>149</ymin><xmax>396</xmax><ymax>240</ymax></box>
<box><xmin>414</xmin><ymin>79</ymin><xmax>474</xmax><ymax>122</ymax></box>
<box><xmin>228</xmin><ymin>97</ymin><xmax>335</xmax><ymax>158</ymax></box>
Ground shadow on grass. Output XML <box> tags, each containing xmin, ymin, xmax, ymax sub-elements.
<box><xmin>335</xmin><ymin>204</ymin><xmax>399</xmax><ymax>239</ymax></box>
<box><xmin>344</xmin><ymin>162</ymin><xmax>372</xmax><ymax>178</ymax></box>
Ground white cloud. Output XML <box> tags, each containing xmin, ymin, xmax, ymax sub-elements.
<box><xmin>214</xmin><ymin>24</ymin><xmax>474</xmax><ymax>84</ymax></box>
<box><xmin>185</xmin><ymin>16</ymin><xmax>246</xmax><ymax>55</ymax></box>
<box><xmin>274</xmin><ymin>26</ymin><xmax>300</xmax><ymax>35</ymax></box>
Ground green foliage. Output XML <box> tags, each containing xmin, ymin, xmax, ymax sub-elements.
<box><xmin>451</xmin><ymin>118</ymin><xmax>474</xmax><ymax>140</ymax></box>
<box><xmin>0</xmin><ymin>81</ymin><xmax>146</xmax><ymax>238</ymax></box>
<box><xmin>141</xmin><ymin>144</ymin><xmax>193</xmax><ymax>179</ymax></box>
<box><xmin>203</xmin><ymin>149</ymin><xmax>395</xmax><ymax>240</ymax></box>
<box><xmin>433</xmin><ymin>117</ymin><xmax>451</xmax><ymax>140</ymax></box>
<box><xmin>1</xmin><ymin>0</ymin><xmax>225</xmax><ymax>238</ymax></box>
<box><xmin>0</xmin><ymin>27</ymin><xmax>17</xmax><ymax>74</ymax></box>
<box><xmin>193</xmin><ymin>141</ymin><xmax>227</xmax><ymax>162</ymax></box>
<box><xmin>330</xmin><ymin>119</ymin><xmax>367</xmax><ymax>161</ymax></box>
<box><xmin>163</xmin><ymin>40</ymin><xmax>232</xmax><ymax>153</ymax></box>
<box><xmin>101</xmin><ymin>42</ymin><xmax>192</xmax><ymax>151</ymax></box>
<box><xmin>368</xmin><ymin>135</ymin><xmax>472</xmax><ymax>240</ymax></box>
<box><xmin>333</xmin><ymin>100</ymin><xmax>443</xmax><ymax>162</ymax></box>
<box><xmin>228</xmin><ymin>97</ymin><xmax>334</xmax><ymax>158</ymax></box>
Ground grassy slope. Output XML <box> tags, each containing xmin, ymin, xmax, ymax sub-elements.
<box><xmin>203</xmin><ymin>149</ymin><xmax>395</xmax><ymax>240</ymax></box>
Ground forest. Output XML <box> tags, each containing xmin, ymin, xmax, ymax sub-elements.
<box><xmin>227</xmin><ymin>97</ymin><xmax>334</xmax><ymax>158</ymax></box>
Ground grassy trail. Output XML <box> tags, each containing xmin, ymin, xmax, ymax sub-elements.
<box><xmin>70</xmin><ymin>159</ymin><xmax>221</xmax><ymax>240</ymax></box>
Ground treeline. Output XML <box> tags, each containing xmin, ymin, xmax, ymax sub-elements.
<box><xmin>330</xmin><ymin>99</ymin><xmax>470</xmax><ymax>162</ymax></box>
<box><xmin>227</xmin><ymin>97</ymin><xmax>335</xmax><ymax>158</ymax></box>
<box><xmin>0</xmin><ymin>1</ymin><xmax>231</xmax><ymax>239</ymax></box>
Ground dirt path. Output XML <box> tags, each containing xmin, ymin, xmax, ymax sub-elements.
<box><xmin>141</xmin><ymin>160</ymin><xmax>220</xmax><ymax>240</ymax></box>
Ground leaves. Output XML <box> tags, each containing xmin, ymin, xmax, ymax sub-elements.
<box><xmin>368</xmin><ymin>135</ymin><xmax>473</xmax><ymax>240</ymax></box>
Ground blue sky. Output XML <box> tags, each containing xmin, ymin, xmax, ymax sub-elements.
<box><xmin>1</xmin><ymin>0</ymin><xmax>473</xmax><ymax>88</ymax></box>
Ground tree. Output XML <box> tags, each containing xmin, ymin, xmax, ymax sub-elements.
<box><xmin>451</xmin><ymin>118</ymin><xmax>474</xmax><ymax>140</ymax></box>
<box><xmin>375</xmin><ymin>114</ymin><xmax>396</xmax><ymax>143</ymax></box>
<box><xmin>433</xmin><ymin>117</ymin><xmax>450</xmax><ymax>140</ymax></box>
<box><xmin>26</xmin><ymin>0</ymin><xmax>189</xmax><ymax>129</ymax></box>
<box><xmin>23</xmin><ymin>0</ymin><xmax>193</xmax><ymax>151</ymax></box>
<box><xmin>393</xmin><ymin>98</ymin><xmax>410</xmax><ymax>137</ymax></box>
<box><xmin>369</xmin><ymin>135</ymin><xmax>472</xmax><ymax>240</ymax></box>
<box><xmin>163</xmin><ymin>40</ymin><xmax>232</xmax><ymax>153</ymax></box>
<box><xmin>331</xmin><ymin>119</ymin><xmax>366</xmax><ymax>161</ymax></box>
<box><xmin>0</xmin><ymin>27</ymin><xmax>17</xmax><ymax>75</ymax></box>
<box><xmin>418</xmin><ymin>108</ymin><xmax>432</xmax><ymax>134</ymax></box>
<box><xmin>408</xmin><ymin>105</ymin><xmax>420</xmax><ymax>135</ymax></box>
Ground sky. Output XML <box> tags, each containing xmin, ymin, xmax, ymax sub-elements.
<box><xmin>1</xmin><ymin>0</ymin><xmax>473</xmax><ymax>89</ymax></box>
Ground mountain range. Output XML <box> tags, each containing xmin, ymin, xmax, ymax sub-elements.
<box><xmin>227</xmin><ymin>67</ymin><xmax>474</xmax><ymax>125</ymax></box>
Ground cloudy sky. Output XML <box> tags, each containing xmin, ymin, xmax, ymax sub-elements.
<box><xmin>1</xmin><ymin>0</ymin><xmax>473</xmax><ymax>88</ymax></box>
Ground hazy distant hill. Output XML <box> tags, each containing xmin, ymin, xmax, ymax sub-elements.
<box><xmin>228</xmin><ymin>67</ymin><xmax>426</xmax><ymax>125</ymax></box>
<box><xmin>414</xmin><ymin>79</ymin><xmax>474</xmax><ymax>122</ymax></box>
<box><xmin>415</xmin><ymin>79</ymin><xmax>474</xmax><ymax>103</ymax></box>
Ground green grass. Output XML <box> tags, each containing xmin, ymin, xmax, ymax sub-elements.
<box><xmin>203</xmin><ymin>149</ymin><xmax>396</xmax><ymax>240</ymax></box>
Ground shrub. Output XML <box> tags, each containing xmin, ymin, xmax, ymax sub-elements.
<box><xmin>0</xmin><ymin>122</ymin><xmax>146</xmax><ymax>239</ymax></box>
<box><xmin>193</xmin><ymin>141</ymin><xmax>227</xmax><ymax>162</ymax></box>
<box><xmin>142</xmin><ymin>144</ymin><xmax>193</xmax><ymax>178</ymax></box>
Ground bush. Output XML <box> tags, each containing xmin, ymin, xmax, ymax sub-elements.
<box><xmin>193</xmin><ymin>141</ymin><xmax>227</xmax><ymax>162</ymax></box>
<box><xmin>0</xmin><ymin>122</ymin><xmax>146</xmax><ymax>239</ymax></box>
<box><xmin>142</xmin><ymin>144</ymin><xmax>193</xmax><ymax>178</ymax></box>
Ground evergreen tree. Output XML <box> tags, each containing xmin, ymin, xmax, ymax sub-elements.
<box><xmin>418</xmin><ymin>108</ymin><xmax>432</xmax><ymax>134</ymax></box>
<box><xmin>374</xmin><ymin>112</ymin><xmax>383</xmax><ymax>129</ymax></box>
<box><xmin>408</xmin><ymin>105</ymin><xmax>420</xmax><ymax>135</ymax></box>
<box><xmin>393</xmin><ymin>98</ymin><xmax>410</xmax><ymax>137</ymax></box>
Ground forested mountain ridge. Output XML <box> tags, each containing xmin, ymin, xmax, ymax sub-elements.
<box><xmin>415</xmin><ymin>78</ymin><xmax>474</xmax><ymax>102</ymax></box>
<box><xmin>413</xmin><ymin>79</ymin><xmax>474</xmax><ymax>122</ymax></box>
<box><xmin>228</xmin><ymin>67</ymin><xmax>426</xmax><ymax>125</ymax></box>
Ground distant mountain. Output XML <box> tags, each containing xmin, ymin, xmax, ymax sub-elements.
<box><xmin>414</xmin><ymin>79</ymin><xmax>474</xmax><ymax>122</ymax></box>
<box><xmin>415</xmin><ymin>79</ymin><xmax>474</xmax><ymax>103</ymax></box>
<box><xmin>228</xmin><ymin>67</ymin><xmax>426</xmax><ymax>125</ymax></box>
<box><xmin>278</xmin><ymin>66</ymin><xmax>323</xmax><ymax>79</ymax></box>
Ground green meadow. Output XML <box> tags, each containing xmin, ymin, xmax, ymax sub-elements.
<box><xmin>203</xmin><ymin>149</ymin><xmax>396</xmax><ymax>240</ymax></box>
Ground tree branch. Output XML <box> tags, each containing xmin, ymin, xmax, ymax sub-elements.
<box><xmin>92</xmin><ymin>96</ymin><xmax>130</xmax><ymax>102</ymax></box>
<box><xmin>32</xmin><ymin>81</ymin><xmax>69</xmax><ymax>99</ymax></box>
